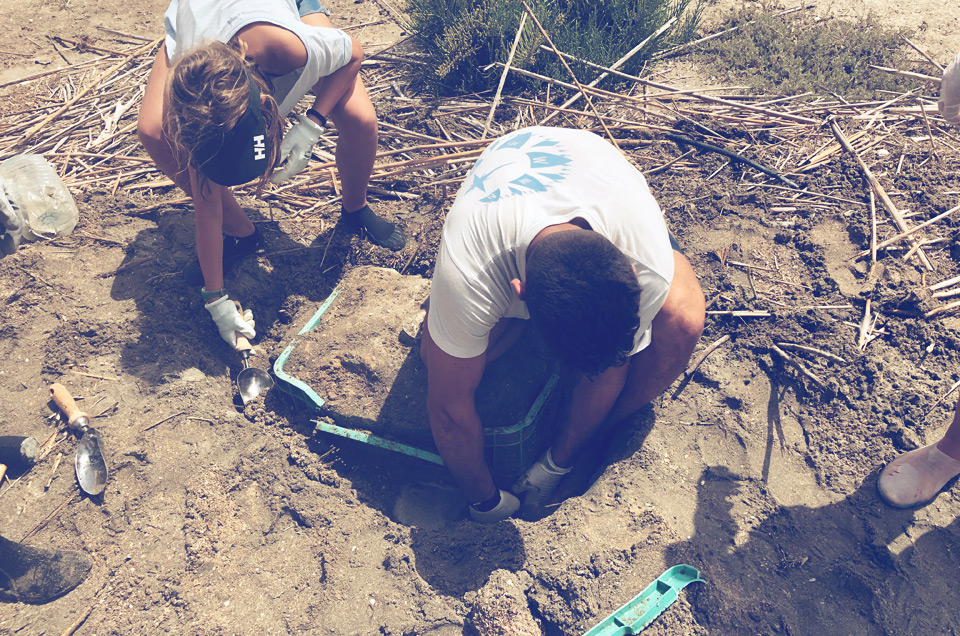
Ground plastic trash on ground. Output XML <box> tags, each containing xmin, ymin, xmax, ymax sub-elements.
<box><xmin>0</xmin><ymin>154</ymin><xmax>79</xmax><ymax>240</ymax></box>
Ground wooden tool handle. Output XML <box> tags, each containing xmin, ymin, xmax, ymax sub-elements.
<box><xmin>233</xmin><ymin>301</ymin><xmax>253</xmax><ymax>352</ymax></box>
<box><xmin>50</xmin><ymin>383</ymin><xmax>89</xmax><ymax>428</ymax></box>
<box><xmin>235</xmin><ymin>333</ymin><xmax>253</xmax><ymax>352</ymax></box>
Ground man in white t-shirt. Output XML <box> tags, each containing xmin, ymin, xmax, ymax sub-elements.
<box><xmin>421</xmin><ymin>127</ymin><xmax>705</xmax><ymax>522</ymax></box>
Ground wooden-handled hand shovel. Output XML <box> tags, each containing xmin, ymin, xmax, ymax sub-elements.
<box><xmin>50</xmin><ymin>383</ymin><xmax>108</xmax><ymax>496</ymax></box>
<box><xmin>233</xmin><ymin>302</ymin><xmax>273</xmax><ymax>405</ymax></box>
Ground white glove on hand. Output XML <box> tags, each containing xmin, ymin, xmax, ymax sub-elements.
<box><xmin>204</xmin><ymin>294</ymin><xmax>256</xmax><ymax>348</ymax></box>
<box><xmin>0</xmin><ymin>179</ymin><xmax>24</xmax><ymax>258</ymax></box>
<box><xmin>511</xmin><ymin>448</ymin><xmax>571</xmax><ymax>515</ymax></box>
<box><xmin>270</xmin><ymin>114</ymin><xmax>324</xmax><ymax>183</ymax></box>
<box><xmin>939</xmin><ymin>51</ymin><xmax>960</xmax><ymax>126</ymax></box>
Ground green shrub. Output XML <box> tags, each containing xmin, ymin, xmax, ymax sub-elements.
<box><xmin>694</xmin><ymin>8</ymin><xmax>913</xmax><ymax>99</ymax></box>
<box><xmin>407</xmin><ymin>0</ymin><xmax>704</xmax><ymax>94</ymax></box>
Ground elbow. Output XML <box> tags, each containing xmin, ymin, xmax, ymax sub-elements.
<box><xmin>426</xmin><ymin>394</ymin><xmax>455</xmax><ymax>429</ymax></box>
<box><xmin>137</xmin><ymin>113</ymin><xmax>164</xmax><ymax>158</ymax></box>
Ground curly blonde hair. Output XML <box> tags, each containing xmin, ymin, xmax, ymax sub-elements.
<box><xmin>163</xmin><ymin>40</ymin><xmax>283</xmax><ymax>195</ymax></box>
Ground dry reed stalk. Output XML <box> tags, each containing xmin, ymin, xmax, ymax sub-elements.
<box><xmin>857</xmin><ymin>203</ymin><xmax>960</xmax><ymax>258</ymax></box>
<box><xmin>539</xmin><ymin>15</ymin><xmax>676</xmax><ymax>125</ymax></box>
<box><xmin>139</xmin><ymin>412</ymin><xmax>185</xmax><ymax>434</ymax></box>
<box><xmin>0</xmin><ymin>55</ymin><xmax>108</xmax><ymax>89</ymax></box>
<box><xmin>901</xmin><ymin>36</ymin><xmax>944</xmax><ymax>72</ymax></box>
<box><xmin>506</xmin><ymin>96</ymin><xmax>675</xmax><ymax>130</ymax></box>
<box><xmin>483</xmin><ymin>13</ymin><xmax>527</xmax><ymax>139</ymax></box>
<box><xmin>45</xmin><ymin>452</ymin><xmax>63</xmax><ymax>490</ymax></box>
<box><xmin>21</xmin><ymin>493</ymin><xmax>77</xmax><ymax>542</ymax></box>
<box><xmin>535</xmin><ymin>42</ymin><xmax>816</xmax><ymax>127</ymax></box>
<box><xmin>19</xmin><ymin>38</ymin><xmax>161</xmax><ymax>143</ymax></box>
<box><xmin>830</xmin><ymin>118</ymin><xmax>932</xmax><ymax>270</ymax></box>
<box><xmin>520</xmin><ymin>0</ymin><xmax>621</xmax><ymax>151</ymax></box>
<box><xmin>651</xmin><ymin>4</ymin><xmax>814</xmax><ymax>61</ymax></box>
<box><xmin>929</xmin><ymin>380</ymin><xmax>960</xmax><ymax>414</ymax></box>
<box><xmin>647</xmin><ymin>149</ymin><xmax>697</xmax><ymax>175</ymax></box>
<box><xmin>671</xmin><ymin>334</ymin><xmax>733</xmax><ymax>399</ymax></box>
<box><xmin>868</xmin><ymin>65</ymin><xmax>942</xmax><ymax>85</ymax></box>
<box><xmin>931</xmin><ymin>274</ymin><xmax>960</xmax><ymax>291</ymax></box>
<box><xmin>369</xmin><ymin>0</ymin><xmax>412</xmax><ymax>32</ymax></box>
<box><xmin>932</xmin><ymin>288</ymin><xmax>960</xmax><ymax>300</ymax></box>
<box><xmin>925</xmin><ymin>300</ymin><xmax>960</xmax><ymax>319</ymax></box>
<box><xmin>684</xmin><ymin>334</ymin><xmax>731</xmax><ymax>377</ymax></box>
<box><xmin>772</xmin><ymin>345</ymin><xmax>826</xmax><ymax>390</ymax></box>
<box><xmin>706</xmin><ymin>310</ymin><xmax>772</xmax><ymax>317</ymax></box>
<box><xmin>776</xmin><ymin>342</ymin><xmax>847</xmax><ymax>364</ymax></box>
<box><xmin>919</xmin><ymin>100</ymin><xmax>941</xmax><ymax>163</ymax></box>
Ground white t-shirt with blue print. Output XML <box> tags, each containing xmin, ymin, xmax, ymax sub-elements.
<box><xmin>429</xmin><ymin>126</ymin><xmax>675</xmax><ymax>360</ymax></box>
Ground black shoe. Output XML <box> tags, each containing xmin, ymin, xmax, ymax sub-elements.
<box><xmin>0</xmin><ymin>535</ymin><xmax>92</xmax><ymax>604</ymax></box>
<box><xmin>342</xmin><ymin>205</ymin><xmax>406</xmax><ymax>251</ymax></box>
<box><xmin>183</xmin><ymin>226</ymin><xmax>265</xmax><ymax>286</ymax></box>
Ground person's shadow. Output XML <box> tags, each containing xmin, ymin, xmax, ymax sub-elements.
<box><xmin>663</xmin><ymin>464</ymin><xmax>953</xmax><ymax>634</ymax></box>
<box><xmin>107</xmin><ymin>202</ymin><xmax>352</xmax><ymax>385</ymax></box>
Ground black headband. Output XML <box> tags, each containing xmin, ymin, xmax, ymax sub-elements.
<box><xmin>193</xmin><ymin>69</ymin><xmax>270</xmax><ymax>186</ymax></box>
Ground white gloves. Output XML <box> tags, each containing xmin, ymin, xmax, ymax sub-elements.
<box><xmin>469</xmin><ymin>490</ymin><xmax>520</xmax><ymax>523</ymax></box>
<box><xmin>511</xmin><ymin>448</ymin><xmax>571</xmax><ymax>514</ymax></box>
<box><xmin>204</xmin><ymin>294</ymin><xmax>256</xmax><ymax>348</ymax></box>
<box><xmin>0</xmin><ymin>179</ymin><xmax>24</xmax><ymax>258</ymax></box>
<box><xmin>270</xmin><ymin>114</ymin><xmax>324</xmax><ymax>183</ymax></box>
<box><xmin>939</xmin><ymin>51</ymin><xmax>960</xmax><ymax>126</ymax></box>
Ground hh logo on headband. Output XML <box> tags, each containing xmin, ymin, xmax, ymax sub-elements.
<box><xmin>253</xmin><ymin>135</ymin><xmax>266</xmax><ymax>161</ymax></box>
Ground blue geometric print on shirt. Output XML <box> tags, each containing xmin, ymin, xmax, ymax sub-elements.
<box><xmin>464</xmin><ymin>130</ymin><xmax>571</xmax><ymax>203</ymax></box>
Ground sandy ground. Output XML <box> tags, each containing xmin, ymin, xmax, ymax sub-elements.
<box><xmin>0</xmin><ymin>0</ymin><xmax>959</xmax><ymax>635</ymax></box>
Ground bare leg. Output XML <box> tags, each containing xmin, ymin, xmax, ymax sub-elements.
<box><xmin>299</xmin><ymin>12</ymin><xmax>376</xmax><ymax>213</ymax></box>
<box><xmin>937</xmin><ymin>399</ymin><xmax>960</xmax><ymax>459</ymax></box>
<box><xmin>137</xmin><ymin>45</ymin><xmax>254</xmax><ymax>238</ymax></box>
<box><xmin>299</xmin><ymin>12</ymin><xmax>403</xmax><ymax>250</ymax></box>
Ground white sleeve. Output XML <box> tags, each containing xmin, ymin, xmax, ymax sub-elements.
<box><xmin>630</xmin><ymin>267</ymin><xmax>671</xmax><ymax>355</ymax></box>
<box><xmin>940</xmin><ymin>51</ymin><xmax>960</xmax><ymax>126</ymax></box>
<box><xmin>274</xmin><ymin>24</ymin><xmax>352</xmax><ymax>114</ymax></box>
<box><xmin>427</xmin><ymin>250</ymin><xmax>502</xmax><ymax>360</ymax></box>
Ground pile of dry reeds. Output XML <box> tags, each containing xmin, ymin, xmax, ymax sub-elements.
<box><xmin>1</xmin><ymin>10</ymin><xmax>958</xmax><ymax>309</ymax></box>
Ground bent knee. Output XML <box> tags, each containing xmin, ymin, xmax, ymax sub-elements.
<box><xmin>331</xmin><ymin>103</ymin><xmax>378</xmax><ymax>141</ymax></box>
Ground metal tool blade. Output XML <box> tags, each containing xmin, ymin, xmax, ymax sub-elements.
<box><xmin>75</xmin><ymin>428</ymin><xmax>108</xmax><ymax>495</ymax></box>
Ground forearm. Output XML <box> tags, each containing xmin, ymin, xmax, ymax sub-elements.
<box><xmin>427</xmin><ymin>401</ymin><xmax>494</xmax><ymax>503</ymax></box>
<box><xmin>552</xmin><ymin>365</ymin><xmax>629</xmax><ymax>466</ymax></box>
<box><xmin>190</xmin><ymin>170</ymin><xmax>225</xmax><ymax>291</ymax></box>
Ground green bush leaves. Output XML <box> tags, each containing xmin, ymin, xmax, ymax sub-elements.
<box><xmin>407</xmin><ymin>0</ymin><xmax>703</xmax><ymax>94</ymax></box>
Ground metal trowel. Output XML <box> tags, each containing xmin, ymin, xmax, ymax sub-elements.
<box><xmin>50</xmin><ymin>383</ymin><xmax>108</xmax><ymax>496</ymax></box>
<box><xmin>233</xmin><ymin>302</ymin><xmax>274</xmax><ymax>405</ymax></box>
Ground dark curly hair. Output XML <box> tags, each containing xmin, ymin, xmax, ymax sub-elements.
<box><xmin>525</xmin><ymin>230</ymin><xmax>641</xmax><ymax>376</ymax></box>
